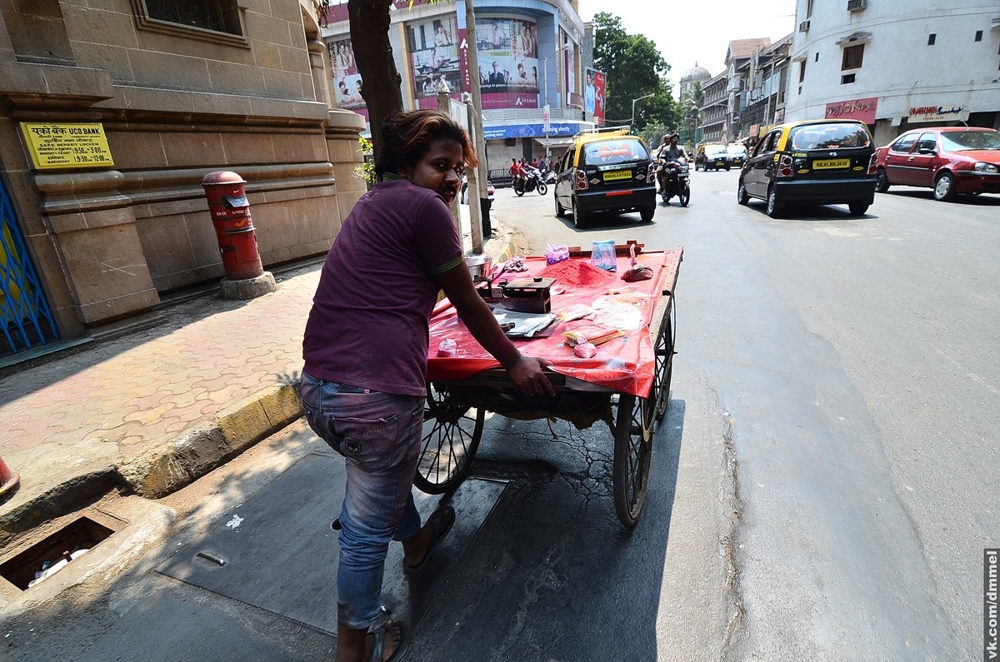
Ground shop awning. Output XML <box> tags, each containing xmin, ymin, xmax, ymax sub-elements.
<box><xmin>533</xmin><ymin>136</ymin><xmax>576</xmax><ymax>148</ymax></box>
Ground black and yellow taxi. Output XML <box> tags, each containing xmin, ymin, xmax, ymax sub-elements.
<box><xmin>737</xmin><ymin>119</ymin><xmax>877</xmax><ymax>217</ymax></box>
<box><xmin>553</xmin><ymin>128</ymin><xmax>657</xmax><ymax>227</ymax></box>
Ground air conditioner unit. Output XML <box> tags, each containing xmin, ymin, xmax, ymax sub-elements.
<box><xmin>847</xmin><ymin>0</ymin><xmax>867</xmax><ymax>11</ymax></box>
<box><xmin>799</xmin><ymin>20</ymin><xmax>810</xmax><ymax>32</ymax></box>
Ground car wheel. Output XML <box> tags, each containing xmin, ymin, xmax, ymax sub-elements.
<box><xmin>640</xmin><ymin>206</ymin><xmax>655</xmax><ymax>222</ymax></box>
<box><xmin>737</xmin><ymin>179</ymin><xmax>750</xmax><ymax>205</ymax></box>
<box><xmin>725</xmin><ymin>165</ymin><xmax>731</xmax><ymax>171</ymax></box>
<box><xmin>766</xmin><ymin>186</ymin><xmax>782</xmax><ymax>218</ymax></box>
<box><xmin>848</xmin><ymin>202</ymin><xmax>870</xmax><ymax>216</ymax></box>
<box><xmin>554</xmin><ymin>194</ymin><xmax>565</xmax><ymax>217</ymax></box>
<box><xmin>875</xmin><ymin>168</ymin><xmax>890</xmax><ymax>193</ymax></box>
<box><xmin>537</xmin><ymin>182</ymin><xmax>548</xmax><ymax>196</ymax></box>
<box><xmin>933</xmin><ymin>172</ymin><xmax>957</xmax><ymax>202</ymax></box>
<box><xmin>572</xmin><ymin>199</ymin><xmax>587</xmax><ymax>228</ymax></box>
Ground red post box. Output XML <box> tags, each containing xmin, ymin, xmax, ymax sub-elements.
<box><xmin>0</xmin><ymin>454</ymin><xmax>19</xmax><ymax>499</ymax></box>
<box><xmin>202</xmin><ymin>171</ymin><xmax>265</xmax><ymax>281</ymax></box>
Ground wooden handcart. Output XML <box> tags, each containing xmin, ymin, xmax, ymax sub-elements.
<box><xmin>416</xmin><ymin>246</ymin><xmax>682</xmax><ymax>527</ymax></box>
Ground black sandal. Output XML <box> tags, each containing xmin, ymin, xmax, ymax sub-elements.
<box><xmin>403</xmin><ymin>505</ymin><xmax>456</xmax><ymax>573</ymax></box>
<box><xmin>368</xmin><ymin>606</ymin><xmax>408</xmax><ymax>662</ymax></box>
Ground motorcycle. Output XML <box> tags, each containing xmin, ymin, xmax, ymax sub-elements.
<box><xmin>655</xmin><ymin>157</ymin><xmax>690</xmax><ymax>207</ymax></box>
<box><xmin>513</xmin><ymin>168</ymin><xmax>548</xmax><ymax>196</ymax></box>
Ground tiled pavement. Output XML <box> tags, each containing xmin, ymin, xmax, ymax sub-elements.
<box><xmin>0</xmin><ymin>205</ymin><xmax>513</xmax><ymax>538</ymax></box>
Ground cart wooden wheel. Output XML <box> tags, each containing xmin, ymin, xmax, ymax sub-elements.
<box><xmin>653</xmin><ymin>300</ymin><xmax>675</xmax><ymax>422</ymax></box>
<box><xmin>414</xmin><ymin>384</ymin><xmax>485</xmax><ymax>494</ymax></box>
<box><xmin>612</xmin><ymin>393</ymin><xmax>654</xmax><ymax>527</ymax></box>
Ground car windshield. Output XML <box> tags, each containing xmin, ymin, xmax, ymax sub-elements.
<box><xmin>788</xmin><ymin>123</ymin><xmax>871</xmax><ymax>150</ymax></box>
<box><xmin>939</xmin><ymin>130</ymin><xmax>1000</xmax><ymax>151</ymax></box>
<box><xmin>727</xmin><ymin>146</ymin><xmax>747</xmax><ymax>156</ymax></box>
<box><xmin>706</xmin><ymin>146</ymin><xmax>727</xmax><ymax>156</ymax></box>
<box><xmin>583</xmin><ymin>139</ymin><xmax>648</xmax><ymax>165</ymax></box>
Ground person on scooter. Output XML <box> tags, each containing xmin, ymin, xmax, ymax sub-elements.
<box><xmin>519</xmin><ymin>158</ymin><xmax>537</xmax><ymax>191</ymax></box>
<box><xmin>656</xmin><ymin>133</ymin><xmax>687</xmax><ymax>194</ymax></box>
<box><xmin>509</xmin><ymin>157</ymin><xmax>523</xmax><ymax>189</ymax></box>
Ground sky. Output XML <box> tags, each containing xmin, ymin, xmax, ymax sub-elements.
<box><xmin>577</xmin><ymin>0</ymin><xmax>798</xmax><ymax>96</ymax></box>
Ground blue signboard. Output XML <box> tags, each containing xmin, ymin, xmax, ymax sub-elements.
<box><xmin>482</xmin><ymin>122</ymin><xmax>581</xmax><ymax>140</ymax></box>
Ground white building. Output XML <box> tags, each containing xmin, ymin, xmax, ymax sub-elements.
<box><xmin>783</xmin><ymin>0</ymin><xmax>1000</xmax><ymax>145</ymax></box>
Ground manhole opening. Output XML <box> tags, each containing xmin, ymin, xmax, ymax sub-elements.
<box><xmin>0</xmin><ymin>516</ymin><xmax>116</xmax><ymax>591</ymax></box>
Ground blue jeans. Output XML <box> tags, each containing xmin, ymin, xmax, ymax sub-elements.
<box><xmin>300</xmin><ymin>371</ymin><xmax>425</xmax><ymax>630</ymax></box>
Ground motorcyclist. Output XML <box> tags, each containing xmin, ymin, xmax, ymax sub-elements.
<box><xmin>656</xmin><ymin>133</ymin><xmax>687</xmax><ymax>193</ymax></box>
<box><xmin>519</xmin><ymin>158</ymin><xmax>538</xmax><ymax>190</ymax></box>
<box><xmin>509</xmin><ymin>157</ymin><xmax>523</xmax><ymax>189</ymax></box>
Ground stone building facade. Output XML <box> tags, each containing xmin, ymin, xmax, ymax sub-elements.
<box><xmin>0</xmin><ymin>0</ymin><xmax>366</xmax><ymax>357</ymax></box>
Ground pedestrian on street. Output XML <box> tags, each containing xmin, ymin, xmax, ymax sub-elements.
<box><xmin>301</xmin><ymin>109</ymin><xmax>554</xmax><ymax>662</ymax></box>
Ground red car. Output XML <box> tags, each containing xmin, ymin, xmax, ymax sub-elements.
<box><xmin>874</xmin><ymin>127</ymin><xmax>1000</xmax><ymax>201</ymax></box>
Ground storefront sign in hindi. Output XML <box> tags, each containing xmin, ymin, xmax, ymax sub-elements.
<box><xmin>825</xmin><ymin>97</ymin><xmax>878</xmax><ymax>124</ymax></box>
<box><xmin>20</xmin><ymin>123</ymin><xmax>114</xmax><ymax>170</ymax></box>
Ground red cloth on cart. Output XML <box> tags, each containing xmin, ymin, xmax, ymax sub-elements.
<box><xmin>427</xmin><ymin>249</ymin><xmax>681</xmax><ymax>398</ymax></box>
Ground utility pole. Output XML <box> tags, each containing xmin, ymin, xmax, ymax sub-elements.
<box><xmin>541</xmin><ymin>43</ymin><xmax>568</xmax><ymax>160</ymax></box>
<box><xmin>464</xmin><ymin>0</ymin><xmax>491</xmax><ymax>239</ymax></box>
<box><xmin>438</xmin><ymin>83</ymin><xmax>462</xmax><ymax>235</ymax></box>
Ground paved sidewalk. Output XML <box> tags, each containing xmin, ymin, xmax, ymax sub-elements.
<box><xmin>0</xmin><ymin>204</ymin><xmax>514</xmax><ymax>541</ymax></box>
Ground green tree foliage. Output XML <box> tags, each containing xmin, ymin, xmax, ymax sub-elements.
<box><xmin>592</xmin><ymin>13</ymin><xmax>681</xmax><ymax>132</ymax></box>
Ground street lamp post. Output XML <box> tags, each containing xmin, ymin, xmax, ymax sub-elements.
<box><xmin>542</xmin><ymin>43</ymin><xmax>569</xmax><ymax>159</ymax></box>
<box><xmin>631</xmin><ymin>92</ymin><xmax>655</xmax><ymax>130</ymax></box>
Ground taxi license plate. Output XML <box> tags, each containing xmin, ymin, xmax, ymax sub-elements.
<box><xmin>813</xmin><ymin>158</ymin><xmax>850</xmax><ymax>170</ymax></box>
<box><xmin>603</xmin><ymin>169</ymin><xmax>631</xmax><ymax>181</ymax></box>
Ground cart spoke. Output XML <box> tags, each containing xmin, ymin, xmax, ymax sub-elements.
<box><xmin>414</xmin><ymin>385</ymin><xmax>485</xmax><ymax>494</ymax></box>
<box><xmin>613</xmin><ymin>394</ymin><xmax>653</xmax><ymax>527</ymax></box>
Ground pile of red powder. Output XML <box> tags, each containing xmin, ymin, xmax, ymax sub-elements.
<box><xmin>539</xmin><ymin>259</ymin><xmax>617</xmax><ymax>289</ymax></box>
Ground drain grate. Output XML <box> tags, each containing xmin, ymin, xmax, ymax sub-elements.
<box><xmin>0</xmin><ymin>516</ymin><xmax>117</xmax><ymax>590</ymax></box>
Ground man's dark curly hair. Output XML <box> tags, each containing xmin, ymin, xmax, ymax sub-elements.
<box><xmin>376</xmin><ymin>110</ymin><xmax>479</xmax><ymax>180</ymax></box>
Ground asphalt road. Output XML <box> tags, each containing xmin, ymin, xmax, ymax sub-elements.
<box><xmin>4</xmin><ymin>174</ymin><xmax>996</xmax><ymax>661</ymax></box>
<box><xmin>489</xmin><ymin>172</ymin><xmax>1000</xmax><ymax>659</ymax></box>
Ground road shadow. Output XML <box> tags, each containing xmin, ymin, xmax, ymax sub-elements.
<box><xmin>405</xmin><ymin>397</ymin><xmax>686</xmax><ymax>661</ymax></box>
<box><xmin>877</xmin><ymin>188</ymin><xmax>1000</xmax><ymax>207</ymax></box>
<box><xmin>556</xmin><ymin>212</ymin><xmax>655</xmax><ymax>232</ymax></box>
<box><xmin>744</xmin><ymin>200</ymin><xmax>880</xmax><ymax>222</ymax></box>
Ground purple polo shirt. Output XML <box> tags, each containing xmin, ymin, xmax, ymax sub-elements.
<box><xmin>302</xmin><ymin>178</ymin><xmax>463</xmax><ymax>396</ymax></box>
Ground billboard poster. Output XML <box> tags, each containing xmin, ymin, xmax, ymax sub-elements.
<box><xmin>475</xmin><ymin>17</ymin><xmax>539</xmax><ymax>110</ymax></box>
<box><xmin>407</xmin><ymin>15</ymin><xmax>463</xmax><ymax>110</ymax></box>
<box><xmin>329</xmin><ymin>38</ymin><xmax>368</xmax><ymax>120</ymax></box>
<box><xmin>585</xmin><ymin>68</ymin><xmax>606</xmax><ymax>127</ymax></box>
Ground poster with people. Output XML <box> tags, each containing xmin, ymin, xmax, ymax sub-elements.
<box><xmin>330</xmin><ymin>38</ymin><xmax>368</xmax><ymax>119</ymax></box>
<box><xmin>407</xmin><ymin>16</ymin><xmax>463</xmax><ymax>109</ymax></box>
<box><xmin>585</xmin><ymin>67</ymin><xmax>606</xmax><ymax>127</ymax></box>
<box><xmin>475</xmin><ymin>17</ymin><xmax>539</xmax><ymax>110</ymax></box>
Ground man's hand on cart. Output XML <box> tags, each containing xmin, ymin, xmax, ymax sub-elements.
<box><xmin>435</xmin><ymin>263</ymin><xmax>555</xmax><ymax>399</ymax></box>
<box><xmin>506</xmin><ymin>354</ymin><xmax>556</xmax><ymax>399</ymax></box>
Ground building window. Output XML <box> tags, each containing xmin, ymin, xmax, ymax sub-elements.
<box><xmin>975</xmin><ymin>30</ymin><xmax>982</xmax><ymax>42</ymax></box>
<box><xmin>927</xmin><ymin>34</ymin><xmax>936</xmax><ymax>46</ymax></box>
<box><xmin>842</xmin><ymin>44</ymin><xmax>864</xmax><ymax>70</ymax></box>
<box><xmin>815</xmin><ymin>52</ymin><xmax>819</xmax><ymax>62</ymax></box>
<box><xmin>132</xmin><ymin>0</ymin><xmax>247</xmax><ymax>46</ymax></box>
<box><xmin>145</xmin><ymin>0</ymin><xmax>224</xmax><ymax>31</ymax></box>
<box><xmin>841</xmin><ymin>73</ymin><xmax>856</xmax><ymax>84</ymax></box>
<box><xmin>806</xmin><ymin>0</ymin><xmax>814</xmax><ymax>18</ymax></box>
<box><xmin>799</xmin><ymin>59</ymin><xmax>806</xmax><ymax>83</ymax></box>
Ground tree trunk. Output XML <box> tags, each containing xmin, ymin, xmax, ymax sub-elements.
<box><xmin>348</xmin><ymin>0</ymin><xmax>404</xmax><ymax>168</ymax></box>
